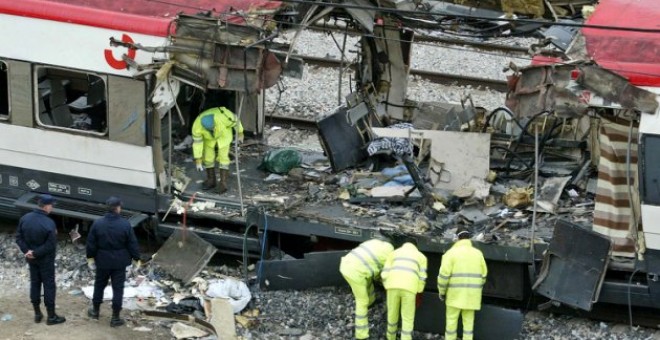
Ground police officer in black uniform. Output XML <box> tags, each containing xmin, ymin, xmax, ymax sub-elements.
<box><xmin>15</xmin><ymin>194</ymin><xmax>66</xmax><ymax>325</ymax></box>
<box><xmin>86</xmin><ymin>196</ymin><xmax>140</xmax><ymax>327</ymax></box>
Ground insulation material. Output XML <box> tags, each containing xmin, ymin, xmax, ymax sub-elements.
<box><xmin>592</xmin><ymin>119</ymin><xmax>642</xmax><ymax>257</ymax></box>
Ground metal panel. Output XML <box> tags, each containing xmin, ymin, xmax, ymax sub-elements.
<box><xmin>533</xmin><ymin>220</ymin><xmax>612</xmax><ymax>311</ymax></box>
<box><xmin>317</xmin><ymin>106</ymin><xmax>371</xmax><ymax>172</ymax></box>
<box><xmin>371</xmin><ymin>128</ymin><xmax>491</xmax><ymax>191</ymax></box>
<box><xmin>155</xmin><ymin>223</ymin><xmax>261</xmax><ymax>255</ymax></box>
<box><xmin>6</xmin><ymin>60</ymin><xmax>33</xmax><ymax>127</ymax></box>
<box><xmin>0</xmin><ymin>163</ymin><xmax>157</xmax><ymax>213</ymax></box>
<box><xmin>415</xmin><ymin>292</ymin><xmax>524</xmax><ymax>339</ymax></box>
<box><xmin>259</xmin><ymin>251</ymin><xmax>348</xmax><ymax>290</ymax></box>
<box><xmin>108</xmin><ymin>76</ymin><xmax>146</xmax><ymax>146</ymax></box>
<box><xmin>14</xmin><ymin>192</ymin><xmax>148</xmax><ymax>227</ymax></box>
<box><xmin>152</xmin><ymin>229</ymin><xmax>217</xmax><ymax>284</ymax></box>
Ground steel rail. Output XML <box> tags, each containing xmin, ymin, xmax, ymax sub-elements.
<box><xmin>307</xmin><ymin>24</ymin><xmax>533</xmax><ymax>55</ymax></box>
<box><xmin>296</xmin><ymin>54</ymin><xmax>509</xmax><ymax>91</ymax></box>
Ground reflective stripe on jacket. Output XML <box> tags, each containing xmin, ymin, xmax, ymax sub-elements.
<box><xmin>437</xmin><ymin>239</ymin><xmax>487</xmax><ymax>310</ymax></box>
<box><xmin>381</xmin><ymin>242</ymin><xmax>427</xmax><ymax>293</ymax></box>
<box><xmin>340</xmin><ymin>239</ymin><xmax>394</xmax><ymax>280</ymax></box>
<box><xmin>192</xmin><ymin>107</ymin><xmax>244</xmax><ymax>160</ymax></box>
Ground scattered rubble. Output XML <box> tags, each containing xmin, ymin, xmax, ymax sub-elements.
<box><xmin>0</xmin><ymin>230</ymin><xmax>658</xmax><ymax>339</ymax></box>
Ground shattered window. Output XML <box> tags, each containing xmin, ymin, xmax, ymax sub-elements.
<box><xmin>0</xmin><ymin>61</ymin><xmax>8</xmax><ymax>120</ymax></box>
<box><xmin>34</xmin><ymin>66</ymin><xmax>108</xmax><ymax>136</ymax></box>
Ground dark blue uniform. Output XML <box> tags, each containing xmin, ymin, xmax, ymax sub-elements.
<box><xmin>86</xmin><ymin>212</ymin><xmax>140</xmax><ymax>311</ymax></box>
<box><xmin>16</xmin><ymin>209</ymin><xmax>58</xmax><ymax>309</ymax></box>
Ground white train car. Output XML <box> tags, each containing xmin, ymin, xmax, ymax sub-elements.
<box><xmin>0</xmin><ymin>0</ymin><xmax>277</xmax><ymax>224</ymax></box>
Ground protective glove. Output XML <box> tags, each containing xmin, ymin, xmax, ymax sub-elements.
<box><xmin>87</xmin><ymin>258</ymin><xmax>96</xmax><ymax>271</ymax></box>
<box><xmin>438</xmin><ymin>294</ymin><xmax>445</xmax><ymax>301</ymax></box>
<box><xmin>132</xmin><ymin>259</ymin><xmax>142</xmax><ymax>270</ymax></box>
<box><xmin>237</xmin><ymin>133</ymin><xmax>244</xmax><ymax>144</ymax></box>
<box><xmin>195</xmin><ymin>159</ymin><xmax>204</xmax><ymax>172</ymax></box>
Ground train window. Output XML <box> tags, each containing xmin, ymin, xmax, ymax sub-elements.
<box><xmin>0</xmin><ymin>61</ymin><xmax>8</xmax><ymax>120</ymax></box>
<box><xmin>34</xmin><ymin>66</ymin><xmax>108</xmax><ymax>136</ymax></box>
<box><xmin>641</xmin><ymin>134</ymin><xmax>660</xmax><ymax>205</ymax></box>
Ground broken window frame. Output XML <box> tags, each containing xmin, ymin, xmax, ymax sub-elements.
<box><xmin>33</xmin><ymin>65</ymin><xmax>109</xmax><ymax>137</ymax></box>
<box><xmin>0</xmin><ymin>60</ymin><xmax>9</xmax><ymax>120</ymax></box>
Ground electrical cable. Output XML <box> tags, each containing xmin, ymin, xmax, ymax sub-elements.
<box><xmin>257</xmin><ymin>211</ymin><xmax>269</xmax><ymax>284</ymax></box>
<box><xmin>482</xmin><ymin>106</ymin><xmax>525</xmax><ymax>133</ymax></box>
<box><xmin>242</xmin><ymin>223</ymin><xmax>257</xmax><ymax>282</ymax></box>
<box><xmin>628</xmin><ymin>268</ymin><xmax>640</xmax><ymax>330</ymax></box>
<box><xmin>273</xmin><ymin>0</ymin><xmax>660</xmax><ymax>34</ymax></box>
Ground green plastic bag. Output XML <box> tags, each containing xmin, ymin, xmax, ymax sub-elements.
<box><xmin>259</xmin><ymin>148</ymin><xmax>302</xmax><ymax>174</ymax></box>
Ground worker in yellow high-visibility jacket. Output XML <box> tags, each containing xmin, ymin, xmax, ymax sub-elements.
<box><xmin>192</xmin><ymin>107</ymin><xmax>243</xmax><ymax>194</ymax></box>
<box><xmin>381</xmin><ymin>239</ymin><xmax>427</xmax><ymax>340</ymax></box>
<box><xmin>437</xmin><ymin>226</ymin><xmax>488</xmax><ymax>340</ymax></box>
<box><xmin>339</xmin><ymin>237</ymin><xmax>394</xmax><ymax>339</ymax></box>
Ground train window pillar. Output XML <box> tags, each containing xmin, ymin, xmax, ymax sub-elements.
<box><xmin>0</xmin><ymin>61</ymin><xmax>8</xmax><ymax>120</ymax></box>
<box><xmin>33</xmin><ymin>66</ymin><xmax>108</xmax><ymax>136</ymax></box>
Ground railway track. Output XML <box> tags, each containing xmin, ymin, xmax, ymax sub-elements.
<box><xmin>307</xmin><ymin>24</ymin><xmax>538</xmax><ymax>56</ymax></box>
<box><xmin>296</xmin><ymin>54</ymin><xmax>509</xmax><ymax>92</ymax></box>
<box><xmin>266</xmin><ymin>113</ymin><xmax>319</xmax><ymax>129</ymax></box>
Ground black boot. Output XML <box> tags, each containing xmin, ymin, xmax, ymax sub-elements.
<box><xmin>33</xmin><ymin>304</ymin><xmax>43</xmax><ymax>323</ymax></box>
<box><xmin>110</xmin><ymin>309</ymin><xmax>125</xmax><ymax>327</ymax></box>
<box><xmin>218</xmin><ymin>169</ymin><xmax>229</xmax><ymax>194</ymax></box>
<box><xmin>87</xmin><ymin>303</ymin><xmax>100</xmax><ymax>320</ymax></box>
<box><xmin>46</xmin><ymin>307</ymin><xmax>66</xmax><ymax>325</ymax></box>
<box><xmin>202</xmin><ymin>168</ymin><xmax>216</xmax><ymax>191</ymax></box>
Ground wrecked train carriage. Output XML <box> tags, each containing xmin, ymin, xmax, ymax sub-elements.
<box><xmin>499</xmin><ymin>0</ymin><xmax>660</xmax><ymax>316</ymax></box>
<box><xmin>0</xmin><ymin>0</ymin><xmax>293</xmax><ymax>244</ymax></box>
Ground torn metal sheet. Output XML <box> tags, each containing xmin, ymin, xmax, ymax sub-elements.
<box><xmin>536</xmin><ymin>176</ymin><xmax>571</xmax><ymax>214</ymax></box>
<box><xmin>533</xmin><ymin>220</ymin><xmax>612</xmax><ymax>311</ymax></box>
<box><xmin>459</xmin><ymin>207</ymin><xmax>491</xmax><ymax>225</ymax></box>
<box><xmin>411</xmin><ymin>101</ymin><xmax>479</xmax><ymax>131</ymax></box>
<box><xmin>507</xmin><ymin>63</ymin><xmax>659</xmax><ymax>119</ymax></box>
<box><xmin>152</xmin><ymin>229</ymin><xmax>217</xmax><ymax>284</ymax></box>
<box><xmin>344</xmin><ymin>0</ymin><xmax>376</xmax><ymax>32</ymax></box>
<box><xmin>577</xmin><ymin>65</ymin><xmax>659</xmax><ymax>114</ymax></box>
<box><xmin>414</xmin><ymin>291</ymin><xmax>524</xmax><ymax>339</ymax></box>
<box><xmin>318</xmin><ymin>106</ymin><xmax>374</xmax><ymax>172</ymax></box>
<box><xmin>371</xmin><ymin>128</ymin><xmax>491</xmax><ymax>191</ymax></box>
<box><xmin>259</xmin><ymin>251</ymin><xmax>347</xmax><ymax>290</ymax></box>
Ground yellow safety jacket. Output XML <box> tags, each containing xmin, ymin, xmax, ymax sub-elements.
<box><xmin>340</xmin><ymin>239</ymin><xmax>394</xmax><ymax>280</ymax></box>
<box><xmin>437</xmin><ymin>239</ymin><xmax>488</xmax><ymax>310</ymax></box>
<box><xmin>381</xmin><ymin>242</ymin><xmax>427</xmax><ymax>293</ymax></box>
<box><xmin>192</xmin><ymin>107</ymin><xmax>244</xmax><ymax>159</ymax></box>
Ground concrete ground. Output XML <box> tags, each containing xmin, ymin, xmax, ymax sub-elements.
<box><xmin>0</xmin><ymin>286</ymin><xmax>172</xmax><ymax>340</ymax></box>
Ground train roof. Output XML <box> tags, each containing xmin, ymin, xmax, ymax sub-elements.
<box><xmin>0</xmin><ymin>0</ymin><xmax>283</xmax><ymax>37</ymax></box>
<box><xmin>582</xmin><ymin>0</ymin><xmax>660</xmax><ymax>87</ymax></box>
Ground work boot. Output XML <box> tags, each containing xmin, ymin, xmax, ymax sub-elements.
<box><xmin>46</xmin><ymin>308</ymin><xmax>66</xmax><ymax>325</ymax></box>
<box><xmin>218</xmin><ymin>169</ymin><xmax>229</xmax><ymax>194</ymax></box>
<box><xmin>110</xmin><ymin>309</ymin><xmax>125</xmax><ymax>327</ymax></box>
<box><xmin>202</xmin><ymin>168</ymin><xmax>216</xmax><ymax>191</ymax></box>
<box><xmin>87</xmin><ymin>303</ymin><xmax>100</xmax><ymax>320</ymax></box>
<box><xmin>33</xmin><ymin>303</ymin><xmax>43</xmax><ymax>323</ymax></box>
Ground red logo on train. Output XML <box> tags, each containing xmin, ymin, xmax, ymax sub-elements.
<box><xmin>104</xmin><ymin>34</ymin><xmax>137</xmax><ymax>70</ymax></box>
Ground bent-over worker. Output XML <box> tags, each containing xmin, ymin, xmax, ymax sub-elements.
<box><xmin>381</xmin><ymin>238</ymin><xmax>427</xmax><ymax>340</ymax></box>
<box><xmin>339</xmin><ymin>236</ymin><xmax>394</xmax><ymax>339</ymax></box>
<box><xmin>437</xmin><ymin>226</ymin><xmax>488</xmax><ymax>340</ymax></box>
<box><xmin>86</xmin><ymin>196</ymin><xmax>141</xmax><ymax>327</ymax></box>
<box><xmin>192</xmin><ymin>106</ymin><xmax>244</xmax><ymax>194</ymax></box>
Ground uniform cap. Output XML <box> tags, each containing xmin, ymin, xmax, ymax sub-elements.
<box><xmin>105</xmin><ymin>196</ymin><xmax>123</xmax><ymax>208</ymax></box>
<box><xmin>38</xmin><ymin>194</ymin><xmax>55</xmax><ymax>205</ymax></box>
<box><xmin>201</xmin><ymin>115</ymin><xmax>215</xmax><ymax>131</ymax></box>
